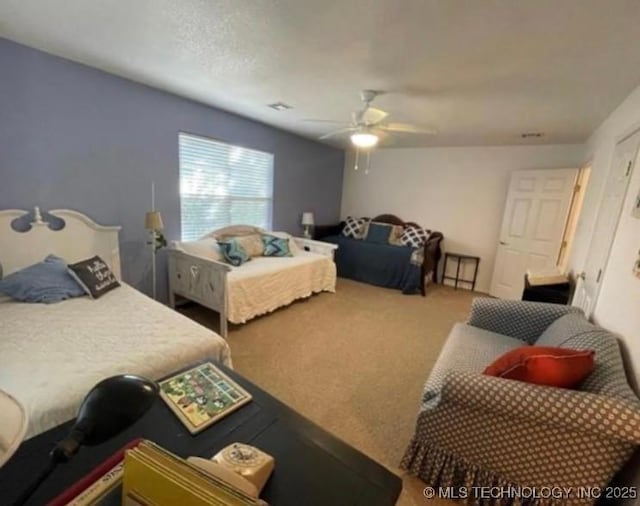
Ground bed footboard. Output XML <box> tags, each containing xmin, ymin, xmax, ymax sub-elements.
<box><xmin>168</xmin><ymin>249</ymin><xmax>231</xmax><ymax>338</ymax></box>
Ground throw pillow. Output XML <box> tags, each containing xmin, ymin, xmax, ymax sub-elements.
<box><xmin>342</xmin><ymin>217</ymin><xmax>367</xmax><ymax>239</ymax></box>
<box><xmin>401</xmin><ymin>225</ymin><xmax>429</xmax><ymax>248</ymax></box>
<box><xmin>68</xmin><ymin>256</ymin><xmax>121</xmax><ymax>299</ymax></box>
<box><xmin>364</xmin><ymin>222</ymin><xmax>394</xmax><ymax>244</ymax></box>
<box><xmin>262</xmin><ymin>235</ymin><xmax>292</xmax><ymax>257</ymax></box>
<box><xmin>218</xmin><ymin>239</ymin><xmax>250</xmax><ymax>266</ymax></box>
<box><xmin>388</xmin><ymin>225</ymin><xmax>404</xmax><ymax>246</ymax></box>
<box><xmin>0</xmin><ymin>254</ymin><xmax>86</xmax><ymax>303</ymax></box>
<box><xmin>202</xmin><ymin>224</ymin><xmax>265</xmax><ymax>240</ymax></box>
<box><xmin>175</xmin><ymin>238</ymin><xmax>222</xmax><ymax>261</ymax></box>
<box><xmin>483</xmin><ymin>346</ymin><xmax>595</xmax><ymax>389</ymax></box>
<box><xmin>268</xmin><ymin>231</ymin><xmax>301</xmax><ymax>255</ymax></box>
<box><xmin>233</xmin><ymin>234</ymin><xmax>264</xmax><ymax>257</ymax></box>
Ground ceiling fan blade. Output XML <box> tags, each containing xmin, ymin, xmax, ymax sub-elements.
<box><xmin>379</xmin><ymin>122</ymin><xmax>438</xmax><ymax>134</ymax></box>
<box><xmin>319</xmin><ymin>127</ymin><xmax>356</xmax><ymax>140</ymax></box>
<box><xmin>371</xmin><ymin>129</ymin><xmax>392</xmax><ymax>146</ymax></box>
<box><xmin>361</xmin><ymin>107</ymin><xmax>389</xmax><ymax>125</ymax></box>
<box><xmin>302</xmin><ymin>119</ymin><xmax>351</xmax><ymax>124</ymax></box>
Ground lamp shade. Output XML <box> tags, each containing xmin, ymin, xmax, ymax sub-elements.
<box><xmin>301</xmin><ymin>212</ymin><xmax>314</xmax><ymax>226</ymax></box>
<box><xmin>145</xmin><ymin>211</ymin><xmax>164</xmax><ymax>231</ymax></box>
<box><xmin>0</xmin><ymin>389</ymin><xmax>27</xmax><ymax>468</ymax></box>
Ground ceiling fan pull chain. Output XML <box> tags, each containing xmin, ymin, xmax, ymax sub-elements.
<box><xmin>354</xmin><ymin>148</ymin><xmax>360</xmax><ymax>171</ymax></box>
<box><xmin>365</xmin><ymin>150</ymin><xmax>371</xmax><ymax>175</ymax></box>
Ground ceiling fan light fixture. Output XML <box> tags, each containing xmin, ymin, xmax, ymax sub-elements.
<box><xmin>350</xmin><ymin>131</ymin><xmax>379</xmax><ymax>148</ymax></box>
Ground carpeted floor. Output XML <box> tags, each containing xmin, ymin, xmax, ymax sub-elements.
<box><xmin>180</xmin><ymin>278</ymin><xmax>480</xmax><ymax>505</ymax></box>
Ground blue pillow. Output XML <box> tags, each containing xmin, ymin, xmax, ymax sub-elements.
<box><xmin>365</xmin><ymin>222</ymin><xmax>393</xmax><ymax>244</ymax></box>
<box><xmin>0</xmin><ymin>254</ymin><xmax>86</xmax><ymax>303</ymax></box>
<box><xmin>262</xmin><ymin>235</ymin><xmax>292</xmax><ymax>257</ymax></box>
<box><xmin>218</xmin><ymin>239</ymin><xmax>250</xmax><ymax>266</ymax></box>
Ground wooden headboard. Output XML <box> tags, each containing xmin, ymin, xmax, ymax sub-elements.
<box><xmin>370</xmin><ymin>214</ymin><xmax>427</xmax><ymax>232</ymax></box>
<box><xmin>0</xmin><ymin>207</ymin><xmax>122</xmax><ymax>278</ymax></box>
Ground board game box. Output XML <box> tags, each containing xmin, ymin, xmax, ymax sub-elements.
<box><xmin>159</xmin><ymin>363</ymin><xmax>252</xmax><ymax>434</ymax></box>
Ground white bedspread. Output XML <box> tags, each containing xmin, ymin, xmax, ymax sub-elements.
<box><xmin>0</xmin><ymin>284</ymin><xmax>231</xmax><ymax>439</ymax></box>
<box><xmin>227</xmin><ymin>251</ymin><xmax>336</xmax><ymax>324</ymax></box>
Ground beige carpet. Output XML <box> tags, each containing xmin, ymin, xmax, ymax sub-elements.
<box><xmin>180</xmin><ymin>278</ymin><xmax>479</xmax><ymax>505</ymax></box>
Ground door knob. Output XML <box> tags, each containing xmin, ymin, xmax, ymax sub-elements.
<box><xmin>499</xmin><ymin>241</ymin><xmax>509</xmax><ymax>246</ymax></box>
<box><xmin>578</xmin><ymin>271</ymin><xmax>586</xmax><ymax>280</ymax></box>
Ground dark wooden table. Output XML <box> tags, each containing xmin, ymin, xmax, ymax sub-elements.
<box><xmin>0</xmin><ymin>365</ymin><xmax>402</xmax><ymax>506</ymax></box>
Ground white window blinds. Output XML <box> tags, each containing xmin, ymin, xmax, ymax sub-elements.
<box><xmin>179</xmin><ymin>133</ymin><xmax>274</xmax><ymax>241</ymax></box>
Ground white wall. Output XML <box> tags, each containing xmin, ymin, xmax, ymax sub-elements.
<box><xmin>341</xmin><ymin>145</ymin><xmax>584</xmax><ymax>293</ymax></box>
<box><xmin>567</xmin><ymin>83</ymin><xmax>640</xmax><ymax>388</ymax></box>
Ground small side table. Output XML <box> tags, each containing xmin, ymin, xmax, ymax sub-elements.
<box><xmin>443</xmin><ymin>252</ymin><xmax>480</xmax><ymax>291</ymax></box>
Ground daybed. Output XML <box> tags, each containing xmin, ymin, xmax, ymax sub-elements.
<box><xmin>169</xmin><ymin>229</ymin><xmax>337</xmax><ymax>337</ymax></box>
<box><xmin>315</xmin><ymin>214</ymin><xmax>442</xmax><ymax>295</ymax></box>
<box><xmin>0</xmin><ymin>208</ymin><xmax>231</xmax><ymax>439</ymax></box>
<box><xmin>402</xmin><ymin>298</ymin><xmax>640</xmax><ymax>505</ymax></box>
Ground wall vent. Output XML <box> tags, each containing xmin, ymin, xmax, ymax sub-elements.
<box><xmin>268</xmin><ymin>102</ymin><xmax>293</xmax><ymax>111</ymax></box>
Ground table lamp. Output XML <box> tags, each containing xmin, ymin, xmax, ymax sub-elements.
<box><xmin>301</xmin><ymin>212</ymin><xmax>314</xmax><ymax>239</ymax></box>
<box><xmin>145</xmin><ymin>210</ymin><xmax>166</xmax><ymax>300</ymax></box>
<box><xmin>13</xmin><ymin>375</ymin><xmax>158</xmax><ymax>506</ymax></box>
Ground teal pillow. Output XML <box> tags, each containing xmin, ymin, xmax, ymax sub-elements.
<box><xmin>262</xmin><ymin>235</ymin><xmax>292</xmax><ymax>257</ymax></box>
<box><xmin>365</xmin><ymin>222</ymin><xmax>393</xmax><ymax>244</ymax></box>
<box><xmin>218</xmin><ymin>239</ymin><xmax>250</xmax><ymax>266</ymax></box>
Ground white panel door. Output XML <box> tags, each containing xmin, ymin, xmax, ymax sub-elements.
<box><xmin>490</xmin><ymin>169</ymin><xmax>578</xmax><ymax>299</ymax></box>
<box><xmin>572</xmin><ymin>130</ymin><xmax>640</xmax><ymax>317</ymax></box>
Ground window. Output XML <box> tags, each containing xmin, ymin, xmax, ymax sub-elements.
<box><xmin>179</xmin><ymin>133</ymin><xmax>274</xmax><ymax>241</ymax></box>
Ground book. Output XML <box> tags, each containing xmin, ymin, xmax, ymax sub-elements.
<box><xmin>526</xmin><ymin>268</ymin><xmax>569</xmax><ymax>287</ymax></box>
<box><xmin>47</xmin><ymin>439</ymin><xmax>142</xmax><ymax>506</ymax></box>
<box><xmin>122</xmin><ymin>440</ymin><xmax>264</xmax><ymax>506</ymax></box>
<box><xmin>159</xmin><ymin>362</ymin><xmax>252</xmax><ymax>435</ymax></box>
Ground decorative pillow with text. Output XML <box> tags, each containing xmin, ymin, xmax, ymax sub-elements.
<box><xmin>68</xmin><ymin>256</ymin><xmax>120</xmax><ymax>299</ymax></box>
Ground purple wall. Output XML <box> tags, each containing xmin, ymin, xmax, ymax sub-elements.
<box><xmin>0</xmin><ymin>38</ymin><xmax>344</xmax><ymax>300</ymax></box>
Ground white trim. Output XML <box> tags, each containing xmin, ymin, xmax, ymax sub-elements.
<box><xmin>293</xmin><ymin>237</ymin><xmax>338</xmax><ymax>260</ymax></box>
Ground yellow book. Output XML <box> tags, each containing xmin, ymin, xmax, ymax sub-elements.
<box><xmin>135</xmin><ymin>441</ymin><xmax>257</xmax><ymax>502</ymax></box>
<box><xmin>122</xmin><ymin>441</ymin><xmax>262</xmax><ymax>506</ymax></box>
<box><xmin>130</xmin><ymin>446</ymin><xmax>236</xmax><ymax>504</ymax></box>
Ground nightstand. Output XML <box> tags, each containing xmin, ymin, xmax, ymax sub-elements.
<box><xmin>293</xmin><ymin>237</ymin><xmax>338</xmax><ymax>260</ymax></box>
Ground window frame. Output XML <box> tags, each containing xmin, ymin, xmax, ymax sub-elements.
<box><xmin>178</xmin><ymin>131</ymin><xmax>275</xmax><ymax>241</ymax></box>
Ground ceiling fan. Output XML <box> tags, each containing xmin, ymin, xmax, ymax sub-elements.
<box><xmin>305</xmin><ymin>90</ymin><xmax>437</xmax><ymax>149</ymax></box>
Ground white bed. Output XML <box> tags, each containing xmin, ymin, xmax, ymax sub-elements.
<box><xmin>169</xmin><ymin>234</ymin><xmax>338</xmax><ymax>336</ymax></box>
<box><xmin>0</xmin><ymin>208</ymin><xmax>231</xmax><ymax>439</ymax></box>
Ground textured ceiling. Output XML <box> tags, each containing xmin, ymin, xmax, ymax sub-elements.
<box><xmin>2</xmin><ymin>0</ymin><xmax>640</xmax><ymax>148</ymax></box>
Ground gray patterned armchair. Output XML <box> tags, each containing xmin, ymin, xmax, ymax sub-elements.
<box><xmin>402</xmin><ymin>298</ymin><xmax>640</xmax><ymax>505</ymax></box>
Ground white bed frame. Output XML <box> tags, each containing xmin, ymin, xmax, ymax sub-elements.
<box><xmin>0</xmin><ymin>207</ymin><xmax>122</xmax><ymax>278</ymax></box>
<box><xmin>168</xmin><ymin>237</ymin><xmax>337</xmax><ymax>338</ymax></box>
<box><xmin>168</xmin><ymin>249</ymin><xmax>231</xmax><ymax>337</ymax></box>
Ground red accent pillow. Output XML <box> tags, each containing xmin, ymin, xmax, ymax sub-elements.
<box><xmin>483</xmin><ymin>346</ymin><xmax>595</xmax><ymax>388</ymax></box>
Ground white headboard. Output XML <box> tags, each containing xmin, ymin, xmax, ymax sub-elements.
<box><xmin>0</xmin><ymin>207</ymin><xmax>122</xmax><ymax>278</ymax></box>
